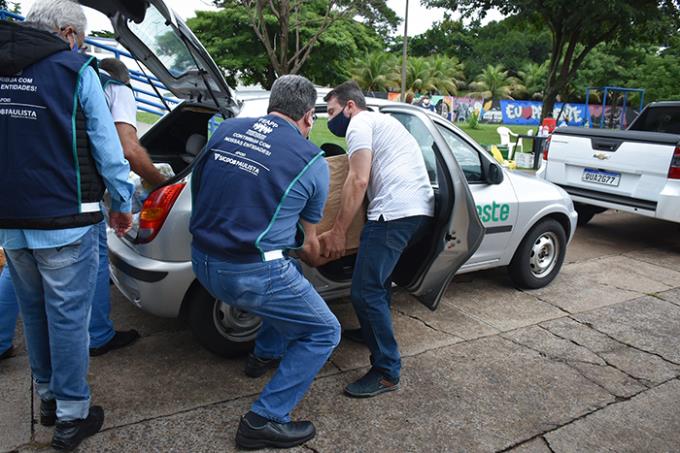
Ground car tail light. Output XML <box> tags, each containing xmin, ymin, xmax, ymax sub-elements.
<box><xmin>542</xmin><ymin>135</ymin><xmax>552</xmax><ymax>161</ymax></box>
<box><xmin>136</xmin><ymin>183</ymin><xmax>186</xmax><ymax>244</ymax></box>
<box><xmin>669</xmin><ymin>146</ymin><xmax>680</xmax><ymax>179</ymax></box>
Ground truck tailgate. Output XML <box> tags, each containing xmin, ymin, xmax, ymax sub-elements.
<box><xmin>545</xmin><ymin>127</ymin><xmax>678</xmax><ymax>204</ymax></box>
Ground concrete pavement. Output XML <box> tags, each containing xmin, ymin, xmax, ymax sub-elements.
<box><xmin>2</xmin><ymin>210</ymin><xmax>680</xmax><ymax>452</ymax></box>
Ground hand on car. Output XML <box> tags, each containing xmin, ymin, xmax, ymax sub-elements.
<box><xmin>109</xmin><ymin>211</ymin><xmax>133</xmax><ymax>237</ymax></box>
<box><xmin>319</xmin><ymin>228</ymin><xmax>346</xmax><ymax>260</ymax></box>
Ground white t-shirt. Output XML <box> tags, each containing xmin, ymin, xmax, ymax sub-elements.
<box><xmin>346</xmin><ymin>110</ymin><xmax>434</xmax><ymax>221</ymax></box>
<box><xmin>102</xmin><ymin>70</ymin><xmax>137</xmax><ymax>129</ymax></box>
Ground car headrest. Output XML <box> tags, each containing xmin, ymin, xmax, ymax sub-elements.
<box><xmin>186</xmin><ymin>134</ymin><xmax>207</xmax><ymax>157</ymax></box>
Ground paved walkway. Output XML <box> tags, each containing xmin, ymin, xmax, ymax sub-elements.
<box><xmin>2</xmin><ymin>211</ymin><xmax>679</xmax><ymax>452</ymax></box>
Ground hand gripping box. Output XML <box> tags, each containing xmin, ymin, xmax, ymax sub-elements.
<box><xmin>316</xmin><ymin>155</ymin><xmax>366</xmax><ymax>254</ymax></box>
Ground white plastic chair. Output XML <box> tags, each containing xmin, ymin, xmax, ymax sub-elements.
<box><xmin>496</xmin><ymin>126</ymin><xmax>523</xmax><ymax>160</ymax></box>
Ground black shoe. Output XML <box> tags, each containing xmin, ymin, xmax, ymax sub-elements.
<box><xmin>51</xmin><ymin>405</ymin><xmax>105</xmax><ymax>451</ymax></box>
<box><xmin>90</xmin><ymin>330</ymin><xmax>140</xmax><ymax>357</ymax></box>
<box><xmin>344</xmin><ymin>369</ymin><xmax>400</xmax><ymax>398</ymax></box>
<box><xmin>341</xmin><ymin>328</ymin><xmax>366</xmax><ymax>345</ymax></box>
<box><xmin>0</xmin><ymin>345</ymin><xmax>14</xmax><ymax>361</ymax></box>
<box><xmin>235</xmin><ymin>412</ymin><xmax>316</xmax><ymax>449</ymax></box>
<box><xmin>244</xmin><ymin>353</ymin><xmax>280</xmax><ymax>378</ymax></box>
<box><xmin>40</xmin><ymin>399</ymin><xmax>57</xmax><ymax>427</ymax></box>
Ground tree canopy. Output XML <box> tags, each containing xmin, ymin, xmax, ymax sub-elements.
<box><xmin>423</xmin><ymin>0</ymin><xmax>680</xmax><ymax>117</ymax></box>
<box><xmin>206</xmin><ymin>0</ymin><xmax>396</xmax><ymax>84</ymax></box>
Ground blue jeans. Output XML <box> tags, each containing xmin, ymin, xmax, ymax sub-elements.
<box><xmin>192</xmin><ymin>247</ymin><xmax>340</xmax><ymax>423</ymax></box>
<box><xmin>351</xmin><ymin>215</ymin><xmax>430</xmax><ymax>382</ymax></box>
<box><xmin>0</xmin><ymin>266</ymin><xmax>18</xmax><ymax>354</ymax></box>
<box><xmin>4</xmin><ymin>226</ymin><xmax>99</xmax><ymax>421</ymax></box>
<box><xmin>0</xmin><ymin>222</ymin><xmax>114</xmax><ymax>350</ymax></box>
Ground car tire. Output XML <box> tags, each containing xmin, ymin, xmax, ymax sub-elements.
<box><xmin>575</xmin><ymin>203</ymin><xmax>606</xmax><ymax>226</ymax></box>
<box><xmin>187</xmin><ymin>284</ymin><xmax>262</xmax><ymax>358</ymax></box>
<box><xmin>508</xmin><ymin>218</ymin><xmax>566</xmax><ymax>289</ymax></box>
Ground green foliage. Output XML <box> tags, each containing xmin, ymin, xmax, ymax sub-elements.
<box><xmin>349</xmin><ymin>52</ymin><xmax>399</xmax><ymax>92</ymax></box>
<box><xmin>90</xmin><ymin>30</ymin><xmax>115</xmax><ymax>38</ymax></box>
<box><xmin>468</xmin><ymin>64</ymin><xmax>519</xmax><ymax>100</ymax></box>
<box><xmin>189</xmin><ymin>1</ymin><xmax>386</xmax><ymax>88</ymax></box>
<box><xmin>467</xmin><ymin>110</ymin><xmax>480</xmax><ymax>129</ymax></box>
<box><xmin>517</xmin><ymin>62</ymin><xmax>548</xmax><ymax>100</ymax></box>
<box><xmin>424</xmin><ymin>0</ymin><xmax>680</xmax><ymax>118</ymax></box>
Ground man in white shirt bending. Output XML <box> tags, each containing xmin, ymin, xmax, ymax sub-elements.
<box><xmin>320</xmin><ymin>80</ymin><xmax>434</xmax><ymax>398</ymax></box>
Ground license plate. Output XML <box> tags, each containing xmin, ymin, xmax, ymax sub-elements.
<box><xmin>582</xmin><ymin>168</ymin><xmax>621</xmax><ymax>187</ymax></box>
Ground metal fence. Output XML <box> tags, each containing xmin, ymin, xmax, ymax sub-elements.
<box><xmin>1</xmin><ymin>9</ymin><xmax>180</xmax><ymax>119</ymax></box>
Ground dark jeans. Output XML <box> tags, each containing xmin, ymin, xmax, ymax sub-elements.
<box><xmin>191</xmin><ymin>247</ymin><xmax>340</xmax><ymax>423</ymax></box>
<box><xmin>350</xmin><ymin>215</ymin><xmax>430</xmax><ymax>382</ymax></box>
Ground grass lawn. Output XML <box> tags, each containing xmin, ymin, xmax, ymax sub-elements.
<box><xmin>458</xmin><ymin>123</ymin><xmax>538</xmax><ymax>151</ymax></box>
<box><xmin>310</xmin><ymin>117</ymin><xmax>347</xmax><ymax>150</ymax></box>
<box><xmin>137</xmin><ymin>111</ymin><xmax>162</xmax><ymax>125</ymax></box>
<box><xmin>138</xmin><ymin>112</ymin><xmax>534</xmax><ymax>156</ymax></box>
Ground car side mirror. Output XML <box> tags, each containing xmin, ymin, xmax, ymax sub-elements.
<box><xmin>487</xmin><ymin>163</ymin><xmax>504</xmax><ymax>185</ymax></box>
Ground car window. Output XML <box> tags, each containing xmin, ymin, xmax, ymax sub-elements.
<box><xmin>390</xmin><ymin>112</ymin><xmax>438</xmax><ymax>185</ymax></box>
<box><xmin>629</xmin><ymin>106</ymin><xmax>680</xmax><ymax>134</ymax></box>
<box><xmin>435</xmin><ymin>125</ymin><xmax>484</xmax><ymax>183</ymax></box>
<box><xmin>127</xmin><ymin>5</ymin><xmax>194</xmax><ymax>78</ymax></box>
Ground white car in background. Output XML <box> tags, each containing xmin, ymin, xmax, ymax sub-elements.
<box><xmin>84</xmin><ymin>0</ymin><xmax>578</xmax><ymax>357</ymax></box>
<box><xmin>538</xmin><ymin>101</ymin><xmax>680</xmax><ymax>225</ymax></box>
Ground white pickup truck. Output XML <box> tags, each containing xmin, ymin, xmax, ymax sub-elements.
<box><xmin>538</xmin><ymin>101</ymin><xmax>680</xmax><ymax>225</ymax></box>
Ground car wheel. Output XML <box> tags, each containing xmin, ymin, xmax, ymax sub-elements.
<box><xmin>575</xmin><ymin>203</ymin><xmax>606</xmax><ymax>226</ymax></box>
<box><xmin>508</xmin><ymin>218</ymin><xmax>566</xmax><ymax>289</ymax></box>
<box><xmin>187</xmin><ymin>284</ymin><xmax>262</xmax><ymax>357</ymax></box>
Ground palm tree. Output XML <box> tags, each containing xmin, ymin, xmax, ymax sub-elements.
<box><xmin>468</xmin><ymin>64</ymin><xmax>519</xmax><ymax>100</ymax></box>
<box><xmin>518</xmin><ymin>62</ymin><xmax>548</xmax><ymax>100</ymax></box>
<box><xmin>428</xmin><ymin>55</ymin><xmax>466</xmax><ymax>95</ymax></box>
<box><xmin>350</xmin><ymin>52</ymin><xmax>399</xmax><ymax>93</ymax></box>
<box><xmin>405</xmin><ymin>57</ymin><xmax>437</xmax><ymax>94</ymax></box>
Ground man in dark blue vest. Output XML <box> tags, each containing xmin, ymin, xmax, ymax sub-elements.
<box><xmin>0</xmin><ymin>0</ymin><xmax>134</xmax><ymax>450</ymax></box>
<box><xmin>190</xmin><ymin>74</ymin><xmax>340</xmax><ymax>449</ymax></box>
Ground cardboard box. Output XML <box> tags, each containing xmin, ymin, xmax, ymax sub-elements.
<box><xmin>0</xmin><ymin>248</ymin><xmax>5</xmax><ymax>268</ymax></box>
<box><xmin>316</xmin><ymin>155</ymin><xmax>366</xmax><ymax>254</ymax></box>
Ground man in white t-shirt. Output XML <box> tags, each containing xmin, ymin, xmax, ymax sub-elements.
<box><xmin>99</xmin><ymin>58</ymin><xmax>166</xmax><ymax>186</ymax></box>
<box><xmin>320</xmin><ymin>80</ymin><xmax>434</xmax><ymax>398</ymax></box>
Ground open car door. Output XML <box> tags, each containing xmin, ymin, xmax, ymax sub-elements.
<box><xmin>380</xmin><ymin>105</ymin><xmax>484</xmax><ymax>310</ymax></box>
<box><xmin>79</xmin><ymin>0</ymin><xmax>237</xmax><ymax>117</ymax></box>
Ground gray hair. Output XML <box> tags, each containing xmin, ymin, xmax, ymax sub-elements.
<box><xmin>100</xmin><ymin>58</ymin><xmax>131</xmax><ymax>84</ymax></box>
<box><xmin>25</xmin><ymin>0</ymin><xmax>87</xmax><ymax>35</ymax></box>
<box><xmin>267</xmin><ymin>75</ymin><xmax>317</xmax><ymax>121</ymax></box>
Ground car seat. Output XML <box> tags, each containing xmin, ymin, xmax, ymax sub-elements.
<box><xmin>181</xmin><ymin>133</ymin><xmax>207</xmax><ymax>164</ymax></box>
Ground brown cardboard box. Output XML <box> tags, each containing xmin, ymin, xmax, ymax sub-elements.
<box><xmin>316</xmin><ymin>155</ymin><xmax>366</xmax><ymax>254</ymax></box>
<box><xmin>0</xmin><ymin>248</ymin><xmax>5</xmax><ymax>268</ymax></box>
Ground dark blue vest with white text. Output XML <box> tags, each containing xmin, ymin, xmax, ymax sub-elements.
<box><xmin>0</xmin><ymin>50</ymin><xmax>105</xmax><ymax>229</ymax></box>
<box><xmin>190</xmin><ymin>115</ymin><xmax>325</xmax><ymax>262</ymax></box>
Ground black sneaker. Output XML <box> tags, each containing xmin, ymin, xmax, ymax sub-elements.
<box><xmin>344</xmin><ymin>369</ymin><xmax>400</xmax><ymax>398</ymax></box>
<box><xmin>0</xmin><ymin>345</ymin><xmax>14</xmax><ymax>361</ymax></box>
<box><xmin>40</xmin><ymin>399</ymin><xmax>57</xmax><ymax>427</ymax></box>
<box><xmin>90</xmin><ymin>330</ymin><xmax>140</xmax><ymax>357</ymax></box>
<box><xmin>341</xmin><ymin>328</ymin><xmax>366</xmax><ymax>345</ymax></box>
<box><xmin>235</xmin><ymin>412</ymin><xmax>316</xmax><ymax>449</ymax></box>
<box><xmin>244</xmin><ymin>353</ymin><xmax>280</xmax><ymax>378</ymax></box>
<box><xmin>51</xmin><ymin>405</ymin><xmax>105</xmax><ymax>451</ymax></box>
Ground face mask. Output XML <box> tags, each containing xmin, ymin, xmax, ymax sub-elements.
<box><xmin>328</xmin><ymin>107</ymin><xmax>351</xmax><ymax>137</ymax></box>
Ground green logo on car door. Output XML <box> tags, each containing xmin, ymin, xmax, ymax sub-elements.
<box><xmin>476</xmin><ymin>202</ymin><xmax>510</xmax><ymax>223</ymax></box>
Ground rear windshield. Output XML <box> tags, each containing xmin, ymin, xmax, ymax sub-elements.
<box><xmin>128</xmin><ymin>5</ymin><xmax>194</xmax><ymax>78</ymax></box>
<box><xmin>629</xmin><ymin>106</ymin><xmax>680</xmax><ymax>134</ymax></box>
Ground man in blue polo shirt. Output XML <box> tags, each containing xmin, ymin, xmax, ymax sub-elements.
<box><xmin>190</xmin><ymin>74</ymin><xmax>340</xmax><ymax>450</ymax></box>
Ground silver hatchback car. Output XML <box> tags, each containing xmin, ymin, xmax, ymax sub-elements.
<box><xmin>90</xmin><ymin>0</ymin><xmax>577</xmax><ymax>357</ymax></box>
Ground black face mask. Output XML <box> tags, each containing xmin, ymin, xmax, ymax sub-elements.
<box><xmin>327</xmin><ymin>107</ymin><xmax>351</xmax><ymax>137</ymax></box>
